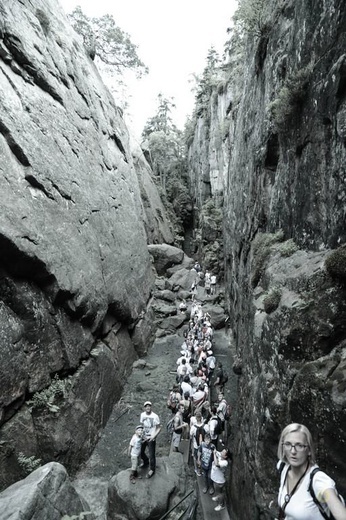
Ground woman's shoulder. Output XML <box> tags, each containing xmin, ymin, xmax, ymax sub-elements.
<box><xmin>309</xmin><ymin>465</ymin><xmax>336</xmax><ymax>490</ymax></box>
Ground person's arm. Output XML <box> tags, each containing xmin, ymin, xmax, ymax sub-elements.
<box><xmin>149</xmin><ymin>423</ymin><xmax>161</xmax><ymax>441</ymax></box>
<box><xmin>128</xmin><ymin>436</ymin><xmax>134</xmax><ymax>456</ymax></box>
<box><xmin>323</xmin><ymin>489</ymin><xmax>346</xmax><ymax>520</ymax></box>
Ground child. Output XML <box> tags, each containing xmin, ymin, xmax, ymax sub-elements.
<box><xmin>197</xmin><ymin>433</ymin><xmax>216</xmax><ymax>494</ymax></box>
<box><xmin>128</xmin><ymin>424</ymin><xmax>144</xmax><ymax>483</ymax></box>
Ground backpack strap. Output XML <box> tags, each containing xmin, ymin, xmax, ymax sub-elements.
<box><xmin>308</xmin><ymin>467</ymin><xmax>335</xmax><ymax>520</ymax></box>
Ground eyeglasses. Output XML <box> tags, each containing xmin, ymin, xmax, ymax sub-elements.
<box><xmin>282</xmin><ymin>442</ymin><xmax>308</xmax><ymax>452</ymax></box>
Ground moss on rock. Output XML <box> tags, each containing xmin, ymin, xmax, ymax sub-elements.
<box><xmin>325</xmin><ymin>245</ymin><xmax>346</xmax><ymax>280</ymax></box>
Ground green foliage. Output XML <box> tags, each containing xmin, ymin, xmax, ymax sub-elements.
<box><xmin>142</xmin><ymin>94</ymin><xmax>186</xmax><ymax>190</ymax></box>
<box><xmin>233</xmin><ymin>0</ymin><xmax>269</xmax><ymax>36</ymax></box>
<box><xmin>325</xmin><ymin>245</ymin><xmax>346</xmax><ymax>281</ymax></box>
<box><xmin>200</xmin><ymin>199</ymin><xmax>223</xmax><ymax>225</ymax></box>
<box><xmin>68</xmin><ymin>6</ymin><xmax>148</xmax><ymax>77</ymax></box>
<box><xmin>17</xmin><ymin>452</ymin><xmax>42</xmax><ymax>474</ymax></box>
<box><xmin>142</xmin><ymin>94</ymin><xmax>177</xmax><ymax>138</ymax></box>
<box><xmin>263</xmin><ymin>287</ymin><xmax>282</xmax><ymax>314</ymax></box>
<box><xmin>251</xmin><ymin>230</ymin><xmax>284</xmax><ymax>287</ymax></box>
<box><xmin>36</xmin><ymin>9</ymin><xmax>50</xmax><ymax>35</ymax></box>
<box><xmin>27</xmin><ymin>375</ymin><xmax>71</xmax><ymax>413</ymax></box>
<box><xmin>193</xmin><ymin>47</ymin><xmax>223</xmax><ymax>116</ymax></box>
<box><xmin>269</xmin><ymin>65</ymin><xmax>313</xmax><ymax>129</ymax></box>
<box><xmin>273</xmin><ymin>238</ymin><xmax>298</xmax><ymax>257</ymax></box>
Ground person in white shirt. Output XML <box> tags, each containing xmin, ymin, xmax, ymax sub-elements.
<box><xmin>277</xmin><ymin>423</ymin><xmax>346</xmax><ymax>520</ymax></box>
<box><xmin>139</xmin><ymin>401</ymin><xmax>161</xmax><ymax>479</ymax></box>
<box><xmin>210</xmin><ymin>448</ymin><xmax>231</xmax><ymax>511</ymax></box>
<box><xmin>128</xmin><ymin>424</ymin><xmax>144</xmax><ymax>483</ymax></box>
<box><xmin>210</xmin><ymin>274</ymin><xmax>217</xmax><ymax>294</ymax></box>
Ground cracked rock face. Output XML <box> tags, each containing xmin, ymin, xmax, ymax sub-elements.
<box><xmin>187</xmin><ymin>0</ymin><xmax>346</xmax><ymax>517</ymax></box>
<box><xmin>0</xmin><ymin>0</ymin><xmax>171</xmax><ymax>490</ymax></box>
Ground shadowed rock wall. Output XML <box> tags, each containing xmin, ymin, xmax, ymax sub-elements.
<box><xmin>187</xmin><ymin>0</ymin><xmax>346</xmax><ymax>518</ymax></box>
<box><xmin>0</xmin><ymin>0</ymin><xmax>172</xmax><ymax>489</ymax></box>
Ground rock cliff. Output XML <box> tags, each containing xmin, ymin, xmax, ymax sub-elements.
<box><xmin>187</xmin><ymin>0</ymin><xmax>346</xmax><ymax>518</ymax></box>
<box><xmin>0</xmin><ymin>0</ymin><xmax>172</xmax><ymax>490</ymax></box>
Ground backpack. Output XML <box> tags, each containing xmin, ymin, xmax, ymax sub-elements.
<box><xmin>166</xmin><ymin>417</ymin><xmax>175</xmax><ymax>436</ymax></box>
<box><xmin>213</xmin><ymin>416</ymin><xmax>223</xmax><ymax>435</ymax></box>
<box><xmin>222</xmin><ymin>370</ymin><xmax>229</xmax><ymax>384</ymax></box>
<box><xmin>308</xmin><ymin>467</ymin><xmax>345</xmax><ymax>520</ymax></box>
<box><xmin>221</xmin><ymin>399</ymin><xmax>231</xmax><ymax>421</ymax></box>
<box><xmin>193</xmin><ymin>424</ymin><xmax>205</xmax><ymax>446</ymax></box>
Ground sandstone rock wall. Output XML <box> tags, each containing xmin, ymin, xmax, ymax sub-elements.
<box><xmin>187</xmin><ymin>0</ymin><xmax>346</xmax><ymax>518</ymax></box>
<box><xmin>0</xmin><ymin>0</ymin><xmax>172</xmax><ymax>489</ymax></box>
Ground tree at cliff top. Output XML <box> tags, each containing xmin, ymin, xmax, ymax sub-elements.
<box><xmin>68</xmin><ymin>6</ymin><xmax>148</xmax><ymax>108</ymax></box>
<box><xmin>233</xmin><ymin>0</ymin><xmax>269</xmax><ymax>36</ymax></box>
<box><xmin>192</xmin><ymin>46</ymin><xmax>222</xmax><ymax>117</ymax></box>
<box><xmin>142</xmin><ymin>94</ymin><xmax>191</xmax><ymax>245</ymax></box>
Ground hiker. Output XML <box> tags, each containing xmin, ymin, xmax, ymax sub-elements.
<box><xmin>172</xmin><ymin>404</ymin><xmax>187</xmax><ymax>452</ymax></box>
<box><xmin>216</xmin><ymin>393</ymin><xmax>230</xmax><ymax>429</ymax></box>
<box><xmin>139</xmin><ymin>401</ymin><xmax>161</xmax><ymax>479</ymax></box>
<box><xmin>206</xmin><ymin>349</ymin><xmax>216</xmax><ymax>382</ymax></box>
<box><xmin>277</xmin><ymin>423</ymin><xmax>346</xmax><ymax>520</ymax></box>
<box><xmin>128</xmin><ymin>424</ymin><xmax>144</xmax><ymax>484</ymax></box>
<box><xmin>190</xmin><ymin>410</ymin><xmax>206</xmax><ymax>475</ymax></box>
<box><xmin>179</xmin><ymin>299</ymin><xmax>187</xmax><ymax>313</ymax></box>
<box><xmin>197</xmin><ymin>433</ymin><xmax>216</xmax><ymax>495</ymax></box>
<box><xmin>192</xmin><ymin>383</ymin><xmax>207</xmax><ymax>410</ymax></box>
<box><xmin>210</xmin><ymin>448</ymin><xmax>231</xmax><ymax>512</ymax></box>
<box><xmin>205</xmin><ymin>277</ymin><xmax>211</xmax><ymax>296</ymax></box>
<box><xmin>190</xmin><ymin>280</ymin><xmax>198</xmax><ymax>301</ymax></box>
<box><xmin>180</xmin><ymin>391</ymin><xmax>192</xmax><ymax>426</ymax></box>
<box><xmin>208</xmin><ymin>406</ymin><xmax>222</xmax><ymax>446</ymax></box>
<box><xmin>167</xmin><ymin>385</ymin><xmax>181</xmax><ymax>414</ymax></box>
<box><xmin>214</xmin><ymin>362</ymin><xmax>227</xmax><ymax>394</ymax></box>
<box><xmin>210</xmin><ymin>274</ymin><xmax>217</xmax><ymax>294</ymax></box>
<box><xmin>180</xmin><ymin>375</ymin><xmax>193</xmax><ymax>398</ymax></box>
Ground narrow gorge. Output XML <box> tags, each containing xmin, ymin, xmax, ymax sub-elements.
<box><xmin>0</xmin><ymin>0</ymin><xmax>345</xmax><ymax>519</ymax></box>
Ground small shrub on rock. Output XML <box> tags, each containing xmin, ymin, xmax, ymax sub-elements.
<box><xmin>28</xmin><ymin>374</ymin><xmax>71</xmax><ymax>413</ymax></box>
<box><xmin>273</xmin><ymin>238</ymin><xmax>298</xmax><ymax>257</ymax></box>
<box><xmin>251</xmin><ymin>230</ymin><xmax>284</xmax><ymax>287</ymax></box>
<box><xmin>17</xmin><ymin>452</ymin><xmax>41</xmax><ymax>474</ymax></box>
<box><xmin>263</xmin><ymin>287</ymin><xmax>282</xmax><ymax>314</ymax></box>
<box><xmin>325</xmin><ymin>245</ymin><xmax>346</xmax><ymax>280</ymax></box>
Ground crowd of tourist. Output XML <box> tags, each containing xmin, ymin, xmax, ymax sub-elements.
<box><xmin>164</xmin><ymin>270</ymin><xmax>231</xmax><ymax>512</ymax></box>
<box><xmin>128</xmin><ymin>262</ymin><xmax>231</xmax><ymax>512</ymax></box>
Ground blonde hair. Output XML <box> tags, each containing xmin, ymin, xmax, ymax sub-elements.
<box><xmin>277</xmin><ymin>423</ymin><xmax>316</xmax><ymax>464</ymax></box>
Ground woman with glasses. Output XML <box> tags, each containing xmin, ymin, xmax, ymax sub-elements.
<box><xmin>277</xmin><ymin>423</ymin><xmax>346</xmax><ymax>520</ymax></box>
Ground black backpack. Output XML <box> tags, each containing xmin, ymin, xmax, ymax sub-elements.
<box><xmin>221</xmin><ymin>370</ymin><xmax>229</xmax><ymax>384</ymax></box>
<box><xmin>308</xmin><ymin>467</ymin><xmax>345</xmax><ymax>520</ymax></box>
<box><xmin>213</xmin><ymin>416</ymin><xmax>223</xmax><ymax>435</ymax></box>
<box><xmin>194</xmin><ymin>424</ymin><xmax>205</xmax><ymax>446</ymax></box>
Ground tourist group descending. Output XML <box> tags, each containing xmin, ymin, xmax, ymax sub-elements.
<box><xmin>127</xmin><ymin>262</ymin><xmax>231</xmax><ymax>513</ymax></box>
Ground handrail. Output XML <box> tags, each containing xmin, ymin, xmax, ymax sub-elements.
<box><xmin>158</xmin><ymin>489</ymin><xmax>195</xmax><ymax>520</ymax></box>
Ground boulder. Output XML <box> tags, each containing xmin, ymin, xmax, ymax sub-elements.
<box><xmin>108</xmin><ymin>455</ymin><xmax>186</xmax><ymax>520</ymax></box>
<box><xmin>152</xmin><ymin>289</ymin><xmax>177</xmax><ymax>302</ymax></box>
<box><xmin>0</xmin><ymin>462</ymin><xmax>94</xmax><ymax>520</ymax></box>
<box><xmin>166</xmin><ymin>268</ymin><xmax>199</xmax><ymax>292</ymax></box>
<box><xmin>166</xmin><ymin>253</ymin><xmax>195</xmax><ymax>275</ymax></box>
<box><xmin>151</xmin><ymin>301</ymin><xmax>177</xmax><ymax>318</ymax></box>
<box><xmin>156</xmin><ymin>314</ymin><xmax>188</xmax><ymax>336</ymax></box>
<box><xmin>148</xmin><ymin>244</ymin><xmax>184</xmax><ymax>275</ymax></box>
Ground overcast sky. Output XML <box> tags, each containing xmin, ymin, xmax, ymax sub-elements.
<box><xmin>58</xmin><ymin>0</ymin><xmax>238</xmax><ymax>139</ymax></box>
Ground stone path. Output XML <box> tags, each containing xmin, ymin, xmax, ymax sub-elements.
<box><xmin>72</xmin><ymin>289</ymin><xmax>237</xmax><ymax>520</ymax></box>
